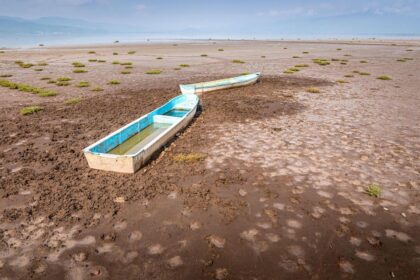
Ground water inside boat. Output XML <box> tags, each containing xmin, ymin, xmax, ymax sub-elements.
<box><xmin>108</xmin><ymin>123</ymin><xmax>171</xmax><ymax>155</ymax></box>
<box><xmin>164</xmin><ymin>109</ymin><xmax>189</xmax><ymax>118</ymax></box>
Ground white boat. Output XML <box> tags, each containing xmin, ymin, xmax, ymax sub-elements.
<box><xmin>83</xmin><ymin>94</ymin><xmax>199</xmax><ymax>173</ymax></box>
<box><xmin>179</xmin><ymin>72</ymin><xmax>261</xmax><ymax>94</ymax></box>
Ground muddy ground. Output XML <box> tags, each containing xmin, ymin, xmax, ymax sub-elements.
<box><xmin>0</xmin><ymin>40</ymin><xmax>419</xmax><ymax>279</ymax></box>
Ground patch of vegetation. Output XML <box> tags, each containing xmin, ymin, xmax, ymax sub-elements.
<box><xmin>174</xmin><ymin>153</ymin><xmax>206</xmax><ymax>163</ymax></box>
<box><xmin>331</xmin><ymin>58</ymin><xmax>340</xmax><ymax>61</ymax></box>
<box><xmin>91</xmin><ymin>87</ymin><xmax>104</xmax><ymax>92</ymax></box>
<box><xmin>336</xmin><ymin>79</ymin><xmax>349</xmax><ymax>84</ymax></box>
<box><xmin>344</xmin><ymin>74</ymin><xmax>354</xmax><ymax>78</ymax></box>
<box><xmin>107</xmin><ymin>79</ymin><xmax>120</xmax><ymax>85</ymax></box>
<box><xmin>292</xmin><ymin>56</ymin><xmax>300</xmax><ymax>58</ymax></box>
<box><xmin>359</xmin><ymin>72</ymin><xmax>370</xmax><ymax>76</ymax></box>
<box><xmin>232</xmin><ymin>59</ymin><xmax>245</xmax><ymax>64</ymax></box>
<box><xmin>302</xmin><ymin>51</ymin><xmax>309</xmax><ymax>54</ymax></box>
<box><xmin>57</xmin><ymin>77</ymin><xmax>71</xmax><ymax>82</ymax></box>
<box><xmin>145</xmin><ymin>69</ymin><xmax>162</xmax><ymax>74</ymax></box>
<box><xmin>113</xmin><ymin>52</ymin><xmax>118</xmax><ymax>55</ymax></box>
<box><xmin>377</xmin><ymin>75</ymin><xmax>392</xmax><ymax>80</ymax></box>
<box><xmin>14</xmin><ymin>60</ymin><xmax>23</xmax><ymax>64</ymax></box>
<box><xmin>261</xmin><ymin>55</ymin><xmax>266</xmax><ymax>58</ymax></box>
<box><xmin>112</xmin><ymin>61</ymin><xmax>120</xmax><ymax>65</ymax></box>
<box><xmin>47</xmin><ymin>80</ymin><xmax>57</xmax><ymax>84</ymax></box>
<box><xmin>56</xmin><ymin>81</ymin><xmax>70</xmax><ymax>86</ymax></box>
<box><xmin>34</xmin><ymin>68</ymin><xmax>43</xmax><ymax>71</ymax></box>
<box><xmin>174</xmin><ymin>67</ymin><xmax>181</xmax><ymax>70</ymax></box>
<box><xmin>40</xmin><ymin>77</ymin><xmax>51</xmax><ymax>80</ymax></box>
<box><xmin>180</xmin><ymin>64</ymin><xmax>190</xmax><ymax>67</ymax></box>
<box><xmin>365</xmin><ymin>183</ymin><xmax>381</xmax><ymax>198</ymax></box>
<box><xmin>77</xmin><ymin>81</ymin><xmax>90</xmax><ymax>87</ymax></box>
<box><xmin>353</xmin><ymin>70</ymin><xmax>360</xmax><ymax>73</ymax></box>
<box><xmin>295</xmin><ymin>64</ymin><xmax>309</xmax><ymax>68</ymax></box>
<box><xmin>72</xmin><ymin>62</ymin><xmax>85</xmax><ymax>67</ymax></box>
<box><xmin>20</xmin><ymin>106</ymin><xmax>42</xmax><ymax>115</ymax></box>
<box><xmin>360</xmin><ymin>60</ymin><xmax>368</xmax><ymax>63</ymax></box>
<box><xmin>0</xmin><ymin>74</ymin><xmax>12</xmax><ymax>78</ymax></box>
<box><xmin>340</xmin><ymin>62</ymin><xmax>347</xmax><ymax>65</ymax></box>
<box><xmin>120</xmin><ymin>62</ymin><xmax>132</xmax><ymax>66</ymax></box>
<box><xmin>88</xmin><ymin>51</ymin><xmax>96</xmax><ymax>54</ymax></box>
<box><xmin>343</xmin><ymin>54</ymin><xmax>352</xmax><ymax>57</ymax></box>
<box><xmin>313</xmin><ymin>58</ymin><xmax>330</xmax><ymax>66</ymax></box>
<box><xmin>0</xmin><ymin>78</ymin><xmax>58</xmax><ymax>97</ymax></box>
<box><xmin>73</xmin><ymin>69</ymin><xmax>87</xmax><ymax>73</ymax></box>
<box><xmin>336</xmin><ymin>48</ymin><xmax>342</xmax><ymax>51</ymax></box>
<box><xmin>201</xmin><ymin>54</ymin><xmax>208</xmax><ymax>57</ymax></box>
<box><xmin>306</xmin><ymin>87</ymin><xmax>320</xmax><ymax>93</ymax></box>
<box><xmin>284</xmin><ymin>67</ymin><xmax>300</xmax><ymax>74</ymax></box>
<box><xmin>406</xmin><ymin>49</ymin><xmax>413</xmax><ymax>51</ymax></box>
<box><xmin>128</xmin><ymin>51</ymin><xmax>136</xmax><ymax>54</ymax></box>
<box><xmin>18</xmin><ymin>63</ymin><xmax>34</xmax><ymax>68</ymax></box>
<box><xmin>156</xmin><ymin>57</ymin><xmax>163</xmax><ymax>60</ymax></box>
<box><xmin>65</xmin><ymin>97</ymin><xmax>82</xmax><ymax>105</ymax></box>
<box><xmin>88</xmin><ymin>59</ymin><xmax>98</xmax><ymax>62</ymax></box>
<box><xmin>125</xmin><ymin>66</ymin><xmax>133</xmax><ymax>69</ymax></box>
<box><xmin>37</xmin><ymin>62</ymin><xmax>48</xmax><ymax>66</ymax></box>
<box><xmin>98</xmin><ymin>60</ymin><xmax>106</xmax><ymax>63</ymax></box>
<box><xmin>218</xmin><ymin>48</ymin><xmax>224</xmax><ymax>51</ymax></box>
<box><xmin>121</xmin><ymin>70</ymin><xmax>131</xmax><ymax>74</ymax></box>
<box><xmin>240</xmin><ymin>72</ymin><xmax>250</xmax><ymax>75</ymax></box>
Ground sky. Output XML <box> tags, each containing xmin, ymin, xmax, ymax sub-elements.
<box><xmin>1</xmin><ymin>0</ymin><xmax>420</xmax><ymax>36</ymax></box>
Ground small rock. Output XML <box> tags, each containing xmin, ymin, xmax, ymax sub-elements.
<box><xmin>148</xmin><ymin>244</ymin><xmax>164</xmax><ymax>255</ymax></box>
<box><xmin>215</xmin><ymin>268</ymin><xmax>228</xmax><ymax>280</ymax></box>
<box><xmin>207</xmin><ymin>235</ymin><xmax>225</xmax><ymax>249</ymax></box>
<box><xmin>128</xmin><ymin>231</ymin><xmax>143</xmax><ymax>242</ymax></box>
<box><xmin>167</xmin><ymin>256</ymin><xmax>183</xmax><ymax>269</ymax></box>
<box><xmin>238</xmin><ymin>189</ymin><xmax>247</xmax><ymax>197</ymax></box>
<box><xmin>190</xmin><ymin>221</ymin><xmax>201</xmax><ymax>230</ymax></box>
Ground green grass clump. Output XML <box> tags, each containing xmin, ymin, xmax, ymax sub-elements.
<box><xmin>57</xmin><ymin>77</ymin><xmax>71</xmax><ymax>82</ymax></box>
<box><xmin>145</xmin><ymin>69</ymin><xmax>162</xmax><ymax>74</ymax></box>
<box><xmin>125</xmin><ymin>66</ymin><xmax>133</xmax><ymax>69</ymax></box>
<box><xmin>359</xmin><ymin>72</ymin><xmax>370</xmax><ymax>76</ymax></box>
<box><xmin>156</xmin><ymin>57</ymin><xmax>163</xmax><ymax>60</ymax></box>
<box><xmin>107</xmin><ymin>79</ymin><xmax>120</xmax><ymax>85</ymax></box>
<box><xmin>47</xmin><ymin>80</ymin><xmax>56</xmax><ymax>84</ymax></box>
<box><xmin>240</xmin><ymin>72</ymin><xmax>250</xmax><ymax>75</ymax></box>
<box><xmin>179</xmin><ymin>64</ymin><xmax>190</xmax><ymax>67</ymax></box>
<box><xmin>232</xmin><ymin>59</ymin><xmax>245</xmax><ymax>64</ymax></box>
<box><xmin>37</xmin><ymin>62</ymin><xmax>48</xmax><ymax>66</ymax></box>
<box><xmin>344</xmin><ymin>74</ymin><xmax>354</xmax><ymax>78</ymax></box>
<box><xmin>0</xmin><ymin>78</ymin><xmax>57</xmax><ymax>97</ymax></box>
<box><xmin>77</xmin><ymin>81</ymin><xmax>90</xmax><ymax>87</ymax></box>
<box><xmin>56</xmin><ymin>81</ymin><xmax>70</xmax><ymax>86</ymax></box>
<box><xmin>174</xmin><ymin>153</ymin><xmax>206</xmax><ymax>163</ymax></box>
<box><xmin>377</xmin><ymin>75</ymin><xmax>392</xmax><ymax>80</ymax></box>
<box><xmin>340</xmin><ymin>62</ymin><xmax>347</xmax><ymax>65</ymax></box>
<box><xmin>20</xmin><ymin>106</ymin><xmax>42</xmax><ymax>115</ymax></box>
<box><xmin>113</xmin><ymin>52</ymin><xmax>118</xmax><ymax>55</ymax></box>
<box><xmin>121</xmin><ymin>70</ymin><xmax>131</xmax><ymax>74</ymax></box>
<box><xmin>284</xmin><ymin>67</ymin><xmax>300</xmax><ymax>74</ymax></box>
<box><xmin>88</xmin><ymin>51</ymin><xmax>96</xmax><ymax>54</ymax></box>
<box><xmin>37</xmin><ymin>90</ymin><xmax>57</xmax><ymax>97</ymax></box>
<box><xmin>336</xmin><ymin>79</ymin><xmax>349</xmax><ymax>84</ymax></box>
<box><xmin>128</xmin><ymin>51</ymin><xmax>136</xmax><ymax>54</ymax></box>
<box><xmin>360</xmin><ymin>60</ymin><xmax>368</xmax><ymax>63</ymax></box>
<box><xmin>88</xmin><ymin>59</ymin><xmax>98</xmax><ymax>62</ymax></box>
<box><xmin>91</xmin><ymin>87</ymin><xmax>104</xmax><ymax>92</ymax></box>
<box><xmin>112</xmin><ymin>61</ymin><xmax>120</xmax><ymax>65</ymax></box>
<box><xmin>34</xmin><ymin>68</ymin><xmax>43</xmax><ymax>72</ymax></box>
<box><xmin>313</xmin><ymin>58</ymin><xmax>330</xmax><ymax>66</ymax></box>
<box><xmin>295</xmin><ymin>64</ymin><xmax>309</xmax><ymax>68</ymax></box>
<box><xmin>306</xmin><ymin>87</ymin><xmax>320</xmax><ymax>93</ymax></box>
<box><xmin>365</xmin><ymin>183</ymin><xmax>381</xmax><ymax>198</ymax></box>
<box><xmin>40</xmin><ymin>77</ymin><xmax>50</xmax><ymax>80</ymax></box>
<box><xmin>174</xmin><ymin>67</ymin><xmax>181</xmax><ymax>70</ymax></box>
<box><xmin>19</xmin><ymin>63</ymin><xmax>34</xmax><ymax>68</ymax></box>
<box><xmin>0</xmin><ymin>79</ymin><xmax>18</xmax><ymax>89</ymax></box>
<box><xmin>200</xmin><ymin>54</ymin><xmax>208</xmax><ymax>57</ymax></box>
<box><xmin>336</xmin><ymin>48</ymin><xmax>342</xmax><ymax>51</ymax></box>
<box><xmin>65</xmin><ymin>97</ymin><xmax>82</xmax><ymax>105</ymax></box>
<box><xmin>302</xmin><ymin>51</ymin><xmax>309</xmax><ymax>54</ymax></box>
<box><xmin>120</xmin><ymin>62</ymin><xmax>132</xmax><ymax>66</ymax></box>
<box><xmin>72</xmin><ymin>62</ymin><xmax>85</xmax><ymax>67</ymax></box>
<box><xmin>14</xmin><ymin>60</ymin><xmax>23</xmax><ymax>64</ymax></box>
<box><xmin>331</xmin><ymin>58</ymin><xmax>340</xmax><ymax>61</ymax></box>
<box><xmin>218</xmin><ymin>48</ymin><xmax>224</xmax><ymax>51</ymax></box>
<box><xmin>0</xmin><ymin>74</ymin><xmax>12</xmax><ymax>78</ymax></box>
<box><xmin>343</xmin><ymin>54</ymin><xmax>352</xmax><ymax>57</ymax></box>
<box><xmin>98</xmin><ymin>60</ymin><xmax>106</xmax><ymax>63</ymax></box>
<box><xmin>292</xmin><ymin>56</ymin><xmax>300</xmax><ymax>58</ymax></box>
<box><xmin>73</xmin><ymin>69</ymin><xmax>87</xmax><ymax>73</ymax></box>
<box><xmin>406</xmin><ymin>49</ymin><xmax>413</xmax><ymax>52</ymax></box>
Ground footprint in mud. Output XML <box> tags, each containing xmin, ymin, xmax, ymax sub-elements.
<box><xmin>148</xmin><ymin>244</ymin><xmax>165</xmax><ymax>255</ymax></box>
<box><xmin>167</xmin><ymin>256</ymin><xmax>183</xmax><ymax>269</ymax></box>
<box><xmin>128</xmin><ymin>231</ymin><xmax>143</xmax><ymax>242</ymax></box>
<box><xmin>113</xmin><ymin>220</ymin><xmax>127</xmax><ymax>231</ymax></box>
<box><xmin>215</xmin><ymin>268</ymin><xmax>229</xmax><ymax>280</ymax></box>
<box><xmin>355</xmin><ymin>250</ymin><xmax>375</xmax><ymax>261</ymax></box>
<box><xmin>207</xmin><ymin>235</ymin><xmax>226</xmax><ymax>249</ymax></box>
<box><xmin>190</xmin><ymin>221</ymin><xmax>201</xmax><ymax>230</ymax></box>
<box><xmin>238</xmin><ymin>189</ymin><xmax>247</xmax><ymax>197</ymax></box>
<box><xmin>240</xmin><ymin>229</ymin><xmax>259</xmax><ymax>242</ymax></box>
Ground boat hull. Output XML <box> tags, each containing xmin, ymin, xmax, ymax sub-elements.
<box><xmin>180</xmin><ymin>72</ymin><xmax>261</xmax><ymax>94</ymax></box>
<box><xmin>83</xmin><ymin>94</ymin><xmax>199</xmax><ymax>173</ymax></box>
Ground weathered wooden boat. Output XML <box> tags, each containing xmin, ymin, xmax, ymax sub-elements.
<box><xmin>83</xmin><ymin>93</ymin><xmax>199</xmax><ymax>173</ymax></box>
<box><xmin>179</xmin><ymin>72</ymin><xmax>261</xmax><ymax>94</ymax></box>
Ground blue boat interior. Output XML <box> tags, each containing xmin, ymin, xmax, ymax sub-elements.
<box><xmin>85</xmin><ymin>94</ymin><xmax>196</xmax><ymax>156</ymax></box>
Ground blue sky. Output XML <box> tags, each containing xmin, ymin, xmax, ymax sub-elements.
<box><xmin>1</xmin><ymin>0</ymin><xmax>420</xmax><ymax>36</ymax></box>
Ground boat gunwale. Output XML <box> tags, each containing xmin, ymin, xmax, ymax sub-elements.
<box><xmin>83</xmin><ymin>94</ymin><xmax>198</xmax><ymax>159</ymax></box>
<box><xmin>180</xmin><ymin>72</ymin><xmax>261</xmax><ymax>91</ymax></box>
